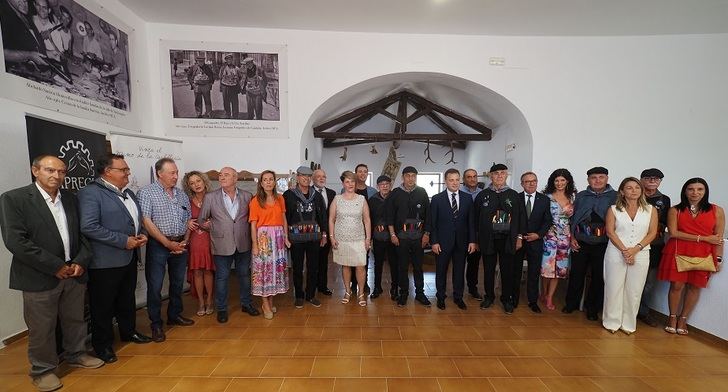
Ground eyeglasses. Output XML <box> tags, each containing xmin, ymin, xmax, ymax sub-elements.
<box><xmin>109</xmin><ymin>167</ymin><xmax>131</xmax><ymax>173</ymax></box>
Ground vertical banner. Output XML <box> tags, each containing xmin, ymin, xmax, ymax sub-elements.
<box><xmin>26</xmin><ymin>115</ymin><xmax>107</xmax><ymax>192</ymax></box>
<box><xmin>108</xmin><ymin>131</ymin><xmax>184</xmax><ymax>306</ymax></box>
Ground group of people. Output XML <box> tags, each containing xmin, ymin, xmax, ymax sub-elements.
<box><xmin>0</xmin><ymin>153</ymin><xmax>724</xmax><ymax>392</ymax></box>
<box><xmin>185</xmin><ymin>54</ymin><xmax>267</xmax><ymax>120</ymax></box>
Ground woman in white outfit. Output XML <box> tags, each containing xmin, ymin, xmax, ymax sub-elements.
<box><xmin>329</xmin><ymin>171</ymin><xmax>372</xmax><ymax>306</ymax></box>
<box><xmin>603</xmin><ymin>177</ymin><xmax>658</xmax><ymax>334</ymax></box>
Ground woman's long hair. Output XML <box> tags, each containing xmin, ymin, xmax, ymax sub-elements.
<box><xmin>182</xmin><ymin>171</ymin><xmax>211</xmax><ymax>198</ymax></box>
<box><xmin>542</xmin><ymin>168</ymin><xmax>576</xmax><ymax>199</ymax></box>
<box><xmin>256</xmin><ymin>170</ymin><xmax>277</xmax><ymax>208</ymax></box>
<box><xmin>675</xmin><ymin>177</ymin><xmax>711</xmax><ymax>213</ymax></box>
<box><xmin>614</xmin><ymin>177</ymin><xmax>648</xmax><ymax>211</ymax></box>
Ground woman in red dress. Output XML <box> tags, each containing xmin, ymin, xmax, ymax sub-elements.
<box><xmin>658</xmin><ymin>178</ymin><xmax>724</xmax><ymax>335</ymax></box>
<box><xmin>183</xmin><ymin>171</ymin><xmax>216</xmax><ymax>316</ymax></box>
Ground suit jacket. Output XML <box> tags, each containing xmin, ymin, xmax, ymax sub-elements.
<box><xmin>520</xmin><ymin>191</ymin><xmax>553</xmax><ymax>247</ymax></box>
<box><xmin>427</xmin><ymin>190</ymin><xmax>476</xmax><ymax>251</ymax></box>
<box><xmin>0</xmin><ymin>184</ymin><xmax>92</xmax><ymax>291</ymax></box>
<box><xmin>78</xmin><ymin>179</ymin><xmax>143</xmax><ymax>269</ymax></box>
<box><xmin>198</xmin><ymin>187</ymin><xmax>253</xmax><ymax>255</ymax></box>
<box><xmin>316</xmin><ymin>187</ymin><xmax>336</xmax><ymax>215</ymax></box>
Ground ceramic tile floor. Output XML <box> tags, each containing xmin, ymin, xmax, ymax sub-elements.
<box><xmin>2</xmin><ymin>264</ymin><xmax>728</xmax><ymax>392</ymax></box>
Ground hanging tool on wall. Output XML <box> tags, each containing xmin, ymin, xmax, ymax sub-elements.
<box><xmin>444</xmin><ymin>141</ymin><xmax>457</xmax><ymax>164</ymax></box>
<box><xmin>424</xmin><ymin>140</ymin><xmax>435</xmax><ymax>164</ymax></box>
<box><xmin>370</xmin><ymin>144</ymin><xmax>378</xmax><ymax>154</ymax></box>
<box><xmin>339</xmin><ymin>147</ymin><xmax>348</xmax><ymax>161</ymax></box>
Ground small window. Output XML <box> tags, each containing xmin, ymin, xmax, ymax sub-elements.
<box><xmin>365</xmin><ymin>172</ymin><xmax>373</xmax><ymax>187</ymax></box>
<box><xmin>417</xmin><ymin>172</ymin><xmax>442</xmax><ymax>198</ymax></box>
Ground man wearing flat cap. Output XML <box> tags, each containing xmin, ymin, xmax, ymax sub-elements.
<box><xmin>564</xmin><ymin>166</ymin><xmax>617</xmax><ymax>321</ymax></box>
<box><xmin>283</xmin><ymin>166</ymin><xmax>328</xmax><ymax>308</ymax></box>
<box><xmin>474</xmin><ymin>163</ymin><xmax>526</xmax><ymax>314</ymax></box>
<box><xmin>187</xmin><ymin>56</ymin><xmax>214</xmax><ymax>118</ymax></box>
<box><xmin>368</xmin><ymin>175</ymin><xmax>399</xmax><ymax>300</ymax></box>
<box><xmin>386</xmin><ymin>166</ymin><xmax>432</xmax><ymax>307</ymax></box>
<box><xmin>219</xmin><ymin>53</ymin><xmax>242</xmax><ymax>119</ymax></box>
<box><xmin>637</xmin><ymin>168</ymin><xmax>670</xmax><ymax>327</ymax></box>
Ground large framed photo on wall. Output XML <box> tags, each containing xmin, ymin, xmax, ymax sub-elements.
<box><xmin>159</xmin><ymin>40</ymin><xmax>288</xmax><ymax>138</ymax></box>
<box><xmin>0</xmin><ymin>0</ymin><xmax>139</xmax><ymax>130</ymax></box>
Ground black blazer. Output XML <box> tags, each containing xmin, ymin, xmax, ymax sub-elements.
<box><xmin>321</xmin><ymin>187</ymin><xmax>336</xmax><ymax>214</ymax></box>
<box><xmin>427</xmin><ymin>190</ymin><xmax>476</xmax><ymax>251</ymax></box>
<box><xmin>0</xmin><ymin>184</ymin><xmax>92</xmax><ymax>292</ymax></box>
<box><xmin>520</xmin><ymin>191</ymin><xmax>553</xmax><ymax>245</ymax></box>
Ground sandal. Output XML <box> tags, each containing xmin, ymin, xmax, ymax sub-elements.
<box><xmin>676</xmin><ymin>316</ymin><xmax>689</xmax><ymax>335</ymax></box>
<box><xmin>664</xmin><ymin>314</ymin><xmax>677</xmax><ymax>334</ymax></box>
<box><xmin>358</xmin><ymin>293</ymin><xmax>367</xmax><ymax>307</ymax></box>
<box><xmin>341</xmin><ymin>291</ymin><xmax>352</xmax><ymax>304</ymax></box>
<box><xmin>196</xmin><ymin>305</ymin><xmax>205</xmax><ymax>317</ymax></box>
<box><xmin>205</xmin><ymin>304</ymin><xmax>214</xmax><ymax>315</ymax></box>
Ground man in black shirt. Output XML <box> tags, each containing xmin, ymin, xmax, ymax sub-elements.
<box><xmin>474</xmin><ymin>163</ymin><xmax>526</xmax><ymax>314</ymax></box>
<box><xmin>368</xmin><ymin>175</ymin><xmax>399</xmax><ymax>300</ymax></box>
<box><xmin>637</xmin><ymin>168</ymin><xmax>670</xmax><ymax>327</ymax></box>
<box><xmin>386</xmin><ymin>166</ymin><xmax>431</xmax><ymax>307</ymax></box>
<box><xmin>283</xmin><ymin>166</ymin><xmax>328</xmax><ymax>309</ymax></box>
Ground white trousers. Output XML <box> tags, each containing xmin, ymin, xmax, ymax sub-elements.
<box><xmin>602</xmin><ymin>248</ymin><xmax>649</xmax><ymax>333</ymax></box>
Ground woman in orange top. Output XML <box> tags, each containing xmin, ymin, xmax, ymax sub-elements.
<box><xmin>250</xmin><ymin>170</ymin><xmax>291</xmax><ymax>319</ymax></box>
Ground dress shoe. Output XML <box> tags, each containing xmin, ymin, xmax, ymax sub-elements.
<box><xmin>217</xmin><ymin>310</ymin><xmax>229</xmax><ymax>323</ymax></box>
<box><xmin>415</xmin><ymin>294</ymin><xmax>431</xmax><ymax>307</ymax></box>
<box><xmin>437</xmin><ymin>299</ymin><xmax>446</xmax><ymax>310</ymax></box>
<box><xmin>397</xmin><ymin>295</ymin><xmax>408</xmax><ymax>307</ymax></box>
<box><xmin>561</xmin><ymin>306</ymin><xmax>575</xmax><ymax>314</ymax></box>
<box><xmin>370</xmin><ymin>288</ymin><xmax>383</xmax><ymax>299</ymax></box>
<box><xmin>319</xmin><ymin>287</ymin><xmax>333</xmax><ymax>296</ymax></box>
<box><xmin>242</xmin><ymin>305</ymin><xmax>260</xmax><ymax>316</ymax></box>
<box><xmin>503</xmin><ymin>301</ymin><xmax>515</xmax><ymax>315</ymax></box>
<box><xmin>586</xmin><ymin>312</ymin><xmax>599</xmax><ymax>321</ymax></box>
<box><xmin>121</xmin><ymin>332</ymin><xmax>152</xmax><ymax>344</ymax></box>
<box><xmin>480</xmin><ymin>297</ymin><xmax>494</xmax><ymax>309</ymax></box>
<box><xmin>469</xmin><ymin>291</ymin><xmax>484</xmax><ymax>301</ymax></box>
<box><xmin>454</xmin><ymin>299</ymin><xmax>467</xmax><ymax>310</ymax></box>
<box><xmin>294</xmin><ymin>298</ymin><xmax>304</xmax><ymax>309</ymax></box>
<box><xmin>67</xmin><ymin>353</ymin><xmax>105</xmax><ymax>369</ymax></box>
<box><xmin>307</xmin><ymin>297</ymin><xmax>322</xmax><ymax>307</ymax></box>
<box><xmin>167</xmin><ymin>316</ymin><xmax>195</xmax><ymax>326</ymax></box>
<box><xmin>390</xmin><ymin>290</ymin><xmax>398</xmax><ymax>301</ymax></box>
<box><xmin>32</xmin><ymin>372</ymin><xmax>62</xmax><ymax>392</ymax></box>
<box><xmin>95</xmin><ymin>347</ymin><xmax>118</xmax><ymax>363</ymax></box>
<box><xmin>528</xmin><ymin>303</ymin><xmax>542</xmax><ymax>313</ymax></box>
<box><xmin>151</xmin><ymin>327</ymin><xmax>166</xmax><ymax>342</ymax></box>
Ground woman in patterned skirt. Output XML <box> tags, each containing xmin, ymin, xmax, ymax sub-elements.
<box><xmin>249</xmin><ymin>170</ymin><xmax>291</xmax><ymax>319</ymax></box>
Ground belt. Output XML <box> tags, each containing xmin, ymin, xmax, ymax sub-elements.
<box><xmin>165</xmin><ymin>235</ymin><xmax>185</xmax><ymax>242</ymax></box>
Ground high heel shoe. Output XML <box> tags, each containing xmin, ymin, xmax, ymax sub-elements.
<box><xmin>676</xmin><ymin>316</ymin><xmax>689</xmax><ymax>335</ymax></box>
<box><xmin>664</xmin><ymin>314</ymin><xmax>677</xmax><ymax>334</ymax></box>
<box><xmin>358</xmin><ymin>293</ymin><xmax>367</xmax><ymax>307</ymax></box>
<box><xmin>341</xmin><ymin>291</ymin><xmax>352</xmax><ymax>304</ymax></box>
<box><xmin>205</xmin><ymin>304</ymin><xmax>214</xmax><ymax>315</ymax></box>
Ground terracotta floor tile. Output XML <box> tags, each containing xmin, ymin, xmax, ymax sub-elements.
<box><xmin>339</xmin><ymin>340</ymin><xmax>383</xmax><ymax>356</ymax></box>
<box><xmin>294</xmin><ymin>340</ymin><xmax>341</xmax><ymax>356</ymax></box>
<box><xmin>61</xmin><ymin>375</ymin><xmax>131</xmax><ymax>392</ymax></box>
<box><xmin>413</xmin><ymin>314</ymin><xmax>455</xmax><ymax>326</ymax></box>
<box><xmin>311</xmin><ymin>357</ymin><xmax>361</xmax><ymax>377</ymax></box>
<box><xmin>423</xmin><ymin>340</ymin><xmax>472</xmax><ymax>356</ymax></box>
<box><xmin>382</xmin><ymin>341</ymin><xmax>428</xmax><ymax>356</ymax></box>
<box><xmin>116</xmin><ymin>376</ymin><xmax>181</xmax><ymax>392</ymax></box>
<box><xmin>453</xmin><ymin>358</ymin><xmax>509</xmax><ymax>377</ymax></box>
<box><xmin>321</xmin><ymin>326</ymin><xmax>362</xmax><ymax>339</ymax></box>
<box><xmin>438</xmin><ymin>326</ymin><xmax>481</xmax><ymax>340</ymax></box>
<box><xmin>475</xmin><ymin>326</ymin><xmax>522</xmax><ymax>340</ymax></box>
<box><xmin>266</xmin><ymin>316</ymin><xmax>309</xmax><ymax>327</ymax></box>
<box><xmin>511</xmin><ymin>326</ymin><xmax>562</xmax><ymax>339</ymax></box>
<box><xmin>516</xmin><ymin>315</ymin><xmax>563</xmax><ymax>326</ymax></box>
<box><xmin>488</xmin><ymin>377</ymin><xmax>549</xmax><ymax>392</ymax></box>
<box><xmin>199</xmin><ymin>327</ymin><xmax>245</xmax><ymax>340</ymax></box>
<box><xmin>548</xmin><ymin>340</ymin><xmax>602</xmax><ymax>356</ymax></box>
<box><xmin>241</xmin><ymin>327</ymin><xmax>286</xmax><ymax>339</ymax></box>
<box><xmin>281</xmin><ymin>327</ymin><xmax>324</xmax><ymax>339</ymax></box>
<box><xmin>408</xmin><ymin>357</ymin><xmax>461</xmax><ymax>377</ymax></box>
<box><xmin>160</xmin><ymin>356</ymin><xmax>223</xmax><ymax>377</ymax></box>
<box><xmin>681</xmin><ymin>356</ymin><xmax>728</xmax><ymax>375</ymax></box>
<box><xmin>0</xmin><ymin>355</ymin><xmax>31</xmax><ymax>375</ymax></box>
<box><xmin>589</xmin><ymin>377</ymin><xmax>657</xmax><ymax>392</ymax></box>
<box><xmin>486</xmin><ymin>316</ymin><xmax>526</xmax><ymax>327</ymax></box>
<box><xmin>438</xmin><ymin>378</ymin><xmax>495</xmax><ymax>392</ymax></box>
<box><xmin>585</xmin><ymin>339</ymin><xmax>647</xmax><ymax>356</ymax></box>
<box><xmin>279</xmin><ymin>377</ymin><xmax>335</xmax><ymax>392</ymax></box>
<box><xmin>203</xmin><ymin>339</ymin><xmax>255</xmax><ymax>356</ymax></box>
<box><xmin>333</xmin><ymin>378</ymin><xmax>387</xmax><ymax>392</ymax></box>
<box><xmin>340</xmin><ymin>315</ymin><xmax>379</xmax><ymax>326</ymax></box>
<box><xmin>545</xmin><ymin>358</ymin><xmax>608</xmax><ymax>377</ymax></box>
<box><xmin>386</xmin><ymin>377</ymin><xmax>441</xmax><ymax>392</ymax></box>
<box><xmin>506</xmin><ymin>341</ymin><xmax>561</xmax><ymax>357</ymax></box>
<box><xmin>225</xmin><ymin>378</ymin><xmax>283</xmax><ymax>392</ymax></box>
<box><xmin>539</xmin><ymin>377</ymin><xmax>602</xmax><ymax>392</ymax></box>
<box><xmin>361</xmin><ymin>357</ymin><xmax>410</xmax><ymax>377</ymax></box>
<box><xmin>306</xmin><ymin>315</ymin><xmax>345</xmax><ymax>326</ymax></box>
<box><xmin>399</xmin><ymin>326</ymin><xmax>441</xmax><ymax>340</ymax></box>
<box><xmin>170</xmin><ymin>377</ymin><xmax>232</xmax><ymax>392</ymax></box>
<box><xmin>551</xmin><ymin>327</ymin><xmax>603</xmax><ymax>339</ymax></box>
<box><xmin>465</xmin><ymin>341</ymin><xmax>517</xmax><ymax>356</ymax></box>
<box><xmin>160</xmin><ymin>341</ymin><xmax>215</xmax><ymax>356</ymax></box>
<box><xmin>210</xmin><ymin>357</ymin><xmax>266</xmax><ymax>377</ymax></box>
<box><xmin>114</xmin><ymin>356</ymin><xmax>177</xmax><ymax>376</ymax></box>
<box><xmin>378</xmin><ymin>315</ymin><xmax>416</xmax><ymax>326</ymax></box>
<box><xmin>499</xmin><ymin>357</ymin><xmax>559</xmax><ymax>376</ymax></box>
<box><xmin>448</xmin><ymin>315</ymin><xmax>491</xmax><ymax>326</ymax></box>
<box><xmin>116</xmin><ymin>341</ymin><xmax>169</xmax><ymax>355</ymax></box>
<box><xmin>249</xmin><ymin>340</ymin><xmax>299</xmax><ymax>356</ymax></box>
<box><xmin>590</xmin><ymin>357</ymin><xmax>656</xmax><ymax>376</ymax></box>
<box><xmin>637</xmin><ymin>357</ymin><xmax>708</xmax><ymax>376</ymax></box>
<box><xmin>0</xmin><ymin>375</ymin><xmax>27</xmax><ymax>390</ymax></box>
<box><xmin>165</xmin><ymin>327</ymin><xmax>207</xmax><ymax>340</ymax></box>
<box><xmin>259</xmin><ymin>357</ymin><xmax>314</xmax><ymax>377</ymax></box>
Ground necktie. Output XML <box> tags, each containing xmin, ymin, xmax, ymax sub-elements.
<box><xmin>526</xmin><ymin>194</ymin><xmax>532</xmax><ymax>218</ymax></box>
<box><xmin>451</xmin><ymin>192</ymin><xmax>458</xmax><ymax>217</ymax></box>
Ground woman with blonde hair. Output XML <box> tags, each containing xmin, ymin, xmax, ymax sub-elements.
<box><xmin>182</xmin><ymin>171</ymin><xmax>215</xmax><ymax>316</ymax></box>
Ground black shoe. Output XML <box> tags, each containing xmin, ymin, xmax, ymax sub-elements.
<box><xmin>561</xmin><ymin>306</ymin><xmax>575</xmax><ymax>314</ymax></box>
<box><xmin>370</xmin><ymin>288</ymin><xmax>383</xmax><ymax>299</ymax></box>
<box><xmin>469</xmin><ymin>291</ymin><xmax>484</xmax><ymax>301</ymax></box>
<box><xmin>586</xmin><ymin>312</ymin><xmax>599</xmax><ymax>321</ymax></box>
<box><xmin>217</xmin><ymin>311</ymin><xmax>228</xmax><ymax>323</ymax></box>
<box><xmin>242</xmin><ymin>305</ymin><xmax>260</xmax><ymax>316</ymax></box>
<box><xmin>513</xmin><ymin>300</ymin><xmax>520</xmax><ymax>309</ymax></box>
<box><xmin>480</xmin><ymin>297</ymin><xmax>494</xmax><ymax>309</ymax></box>
<box><xmin>121</xmin><ymin>332</ymin><xmax>152</xmax><ymax>344</ymax></box>
<box><xmin>167</xmin><ymin>316</ymin><xmax>195</xmax><ymax>326</ymax></box>
<box><xmin>415</xmin><ymin>295</ymin><xmax>431</xmax><ymax>307</ymax></box>
<box><xmin>397</xmin><ymin>295</ymin><xmax>408</xmax><ymax>307</ymax></box>
<box><xmin>528</xmin><ymin>303</ymin><xmax>542</xmax><ymax>313</ymax></box>
<box><xmin>319</xmin><ymin>287</ymin><xmax>333</xmax><ymax>296</ymax></box>
<box><xmin>437</xmin><ymin>299</ymin><xmax>446</xmax><ymax>310</ymax></box>
<box><xmin>151</xmin><ymin>326</ymin><xmax>166</xmax><ymax>343</ymax></box>
<box><xmin>503</xmin><ymin>301</ymin><xmax>514</xmax><ymax>315</ymax></box>
<box><xmin>454</xmin><ymin>299</ymin><xmax>467</xmax><ymax>310</ymax></box>
<box><xmin>307</xmin><ymin>297</ymin><xmax>322</xmax><ymax>307</ymax></box>
<box><xmin>390</xmin><ymin>290</ymin><xmax>398</xmax><ymax>301</ymax></box>
<box><xmin>95</xmin><ymin>347</ymin><xmax>117</xmax><ymax>363</ymax></box>
<box><xmin>294</xmin><ymin>298</ymin><xmax>304</xmax><ymax>309</ymax></box>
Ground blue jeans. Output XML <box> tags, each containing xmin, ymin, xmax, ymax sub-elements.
<box><xmin>214</xmin><ymin>251</ymin><xmax>253</xmax><ymax>311</ymax></box>
<box><xmin>145</xmin><ymin>238</ymin><xmax>188</xmax><ymax>328</ymax></box>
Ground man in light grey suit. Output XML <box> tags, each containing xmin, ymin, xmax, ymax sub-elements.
<box><xmin>78</xmin><ymin>154</ymin><xmax>152</xmax><ymax>364</ymax></box>
<box><xmin>198</xmin><ymin>166</ymin><xmax>259</xmax><ymax>323</ymax></box>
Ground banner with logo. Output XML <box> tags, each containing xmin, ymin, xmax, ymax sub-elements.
<box><xmin>108</xmin><ymin>131</ymin><xmax>185</xmax><ymax>306</ymax></box>
<box><xmin>26</xmin><ymin>115</ymin><xmax>107</xmax><ymax>192</ymax></box>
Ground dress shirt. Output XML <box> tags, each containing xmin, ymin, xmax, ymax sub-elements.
<box><xmin>460</xmin><ymin>185</ymin><xmax>482</xmax><ymax>201</ymax></box>
<box><xmin>100</xmin><ymin>177</ymin><xmax>140</xmax><ymax>233</ymax></box>
<box><xmin>138</xmin><ymin>181</ymin><xmax>191</xmax><ymax>237</ymax></box>
<box><xmin>222</xmin><ymin>188</ymin><xmax>240</xmax><ymax>220</ymax></box>
<box><xmin>35</xmin><ymin>182</ymin><xmax>70</xmax><ymax>261</ymax></box>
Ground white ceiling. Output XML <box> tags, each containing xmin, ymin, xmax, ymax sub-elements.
<box><xmin>118</xmin><ymin>0</ymin><xmax>728</xmax><ymax>36</ymax></box>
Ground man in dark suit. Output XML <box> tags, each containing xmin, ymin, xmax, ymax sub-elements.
<box><xmin>78</xmin><ymin>154</ymin><xmax>152</xmax><ymax>364</ymax></box>
<box><xmin>313</xmin><ymin>169</ymin><xmax>336</xmax><ymax>296</ymax></box>
<box><xmin>514</xmin><ymin>172</ymin><xmax>552</xmax><ymax>313</ymax></box>
<box><xmin>0</xmin><ymin>155</ymin><xmax>104</xmax><ymax>392</ymax></box>
<box><xmin>428</xmin><ymin>169</ymin><xmax>478</xmax><ymax>310</ymax></box>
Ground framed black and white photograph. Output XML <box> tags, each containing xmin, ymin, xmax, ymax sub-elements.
<box><xmin>160</xmin><ymin>40</ymin><xmax>288</xmax><ymax>138</ymax></box>
<box><xmin>0</xmin><ymin>0</ymin><xmax>137</xmax><ymax>129</ymax></box>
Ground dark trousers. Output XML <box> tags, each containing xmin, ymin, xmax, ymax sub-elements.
<box><xmin>373</xmin><ymin>240</ymin><xmax>398</xmax><ymax>293</ymax></box>
<box><xmin>213</xmin><ymin>251</ymin><xmax>252</xmax><ymax>311</ymax></box>
<box><xmin>317</xmin><ymin>242</ymin><xmax>331</xmax><ymax>291</ymax></box>
<box><xmin>194</xmin><ymin>91</ymin><xmax>212</xmax><ymax>116</ymax></box>
<box><xmin>246</xmin><ymin>94</ymin><xmax>263</xmax><ymax>120</ymax></box>
<box><xmin>466</xmin><ymin>249</ymin><xmax>481</xmax><ymax>292</ymax></box>
<box><xmin>638</xmin><ymin>245</ymin><xmax>663</xmax><ymax>317</ymax></box>
<box><xmin>483</xmin><ymin>238</ymin><xmax>515</xmax><ymax>303</ymax></box>
<box><xmin>290</xmin><ymin>241</ymin><xmax>319</xmax><ymax>299</ymax></box>
<box><xmin>397</xmin><ymin>238</ymin><xmax>424</xmax><ymax>296</ymax></box>
<box><xmin>146</xmin><ymin>238</ymin><xmax>188</xmax><ymax>328</ymax></box>
<box><xmin>565</xmin><ymin>241</ymin><xmax>608</xmax><ymax>314</ymax></box>
<box><xmin>221</xmin><ymin>84</ymin><xmax>240</xmax><ymax>118</ymax></box>
<box><xmin>435</xmin><ymin>244</ymin><xmax>467</xmax><ymax>301</ymax></box>
<box><xmin>514</xmin><ymin>241</ymin><xmax>543</xmax><ymax>305</ymax></box>
<box><xmin>88</xmin><ymin>259</ymin><xmax>138</xmax><ymax>352</ymax></box>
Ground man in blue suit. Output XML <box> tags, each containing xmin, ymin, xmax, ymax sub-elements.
<box><xmin>79</xmin><ymin>154</ymin><xmax>152</xmax><ymax>363</ymax></box>
<box><xmin>428</xmin><ymin>169</ymin><xmax>478</xmax><ymax>310</ymax></box>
